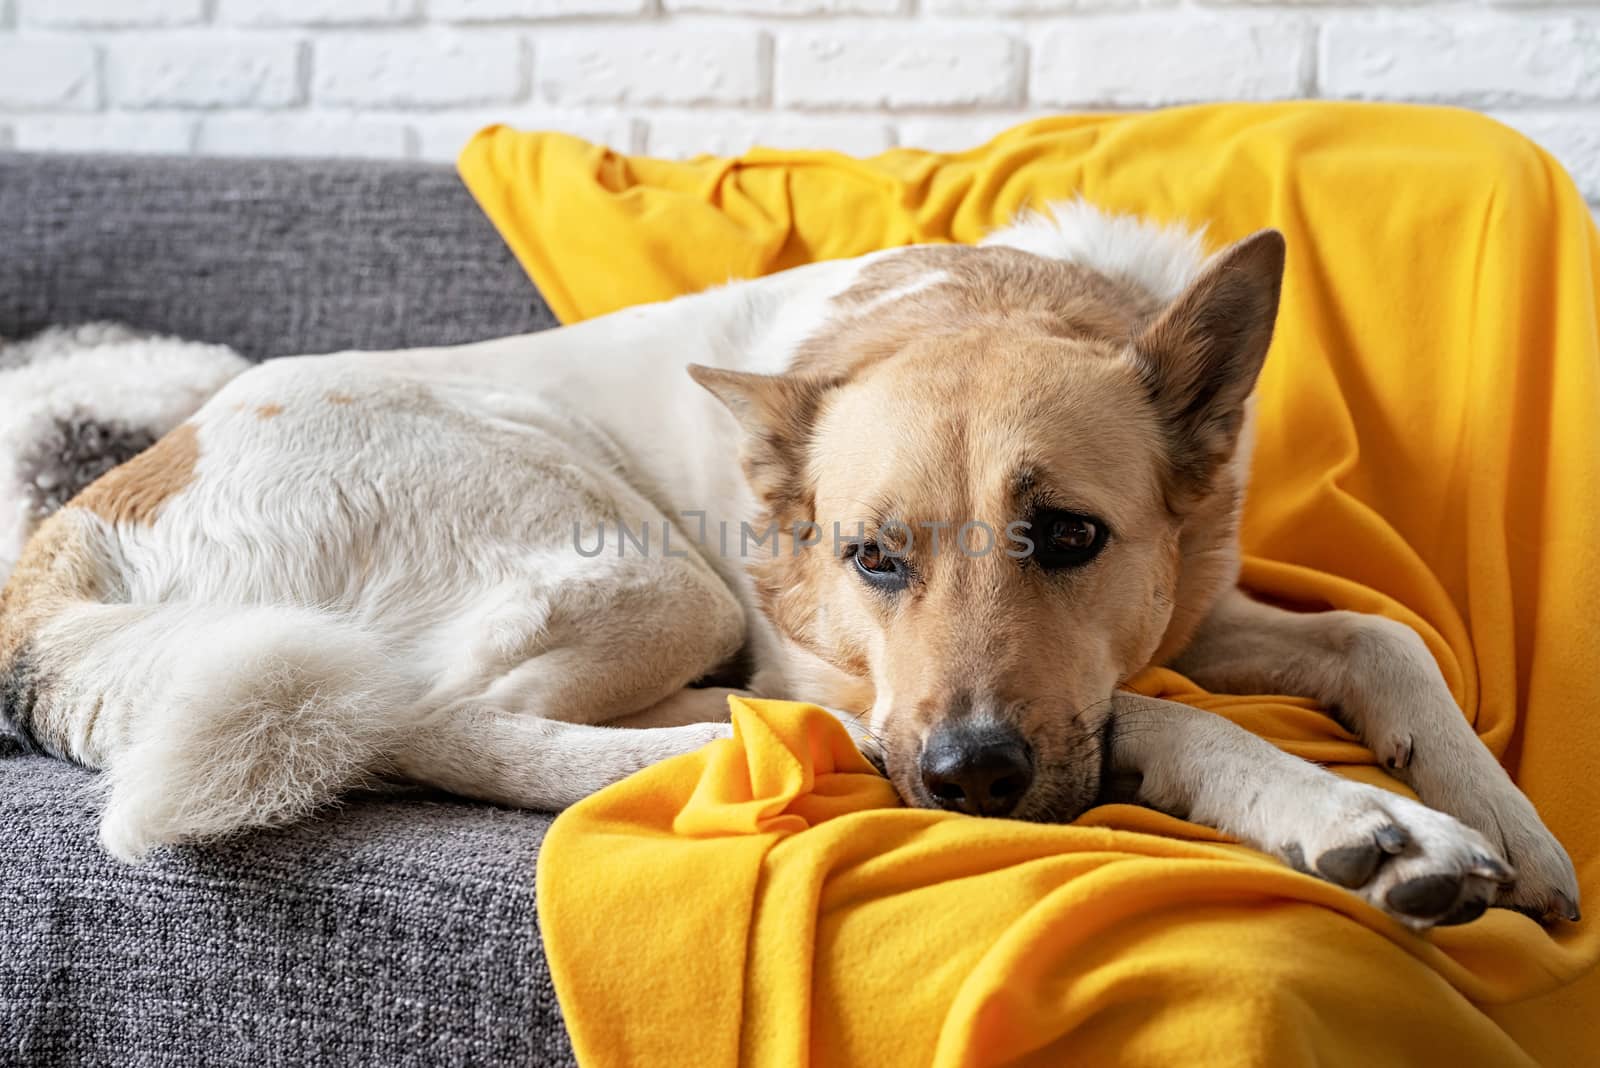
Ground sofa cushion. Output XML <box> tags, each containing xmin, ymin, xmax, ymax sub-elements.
<box><xmin>0</xmin><ymin>749</ymin><xmax>576</xmax><ymax>1067</ymax></box>
<box><xmin>0</xmin><ymin>150</ymin><xmax>576</xmax><ymax>1065</ymax></box>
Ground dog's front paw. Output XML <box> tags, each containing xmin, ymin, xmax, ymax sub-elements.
<box><xmin>1456</xmin><ymin>791</ymin><xmax>1581</xmax><ymax>925</ymax></box>
<box><xmin>1396</xmin><ymin>754</ymin><xmax>1581</xmax><ymax>925</ymax></box>
<box><xmin>1278</xmin><ymin>781</ymin><xmax>1514</xmax><ymax>931</ymax></box>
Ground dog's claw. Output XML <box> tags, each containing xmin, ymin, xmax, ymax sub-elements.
<box><xmin>1555</xmin><ymin>891</ymin><xmax>1582</xmax><ymax>924</ymax></box>
<box><xmin>1375</xmin><ymin>824</ymin><xmax>1409</xmax><ymax>855</ymax></box>
<box><xmin>1383</xmin><ymin>735</ymin><xmax>1413</xmax><ymax>770</ymax></box>
<box><xmin>1469</xmin><ymin>852</ymin><xmax>1515</xmax><ymax>884</ymax></box>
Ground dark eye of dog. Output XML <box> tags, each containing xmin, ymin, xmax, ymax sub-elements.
<box><xmin>1028</xmin><ymin>509</ymin><xmax>1109</xmax><ymax>570</ymax></box>
<box><xmin>851</xmin><ymin>542</ymin><xmax>909</xmax><ymax>591</ymax></box>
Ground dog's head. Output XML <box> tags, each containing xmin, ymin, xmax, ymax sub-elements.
<box><xmin>692</xmin><ymin>229</ymin><xmax>1285</xmax><ymax>822</ymax></box>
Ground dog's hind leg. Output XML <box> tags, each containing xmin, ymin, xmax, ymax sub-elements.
<box><xmin>1170</xmin><ymin>588</ymin><xmax>1579</xmax><ymax>922</ymax></box>
<box><xmin>390</xmin><ymin>509</ymin><xmax>755</xmax><ymax>808</ymax></box>
<box><xmin>393</xmin><ymin>699</ymin><xmax>736</xmax><ymax>810</ymax></box>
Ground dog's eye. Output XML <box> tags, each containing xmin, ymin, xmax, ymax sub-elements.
<box><xmin>1028</xmin><ymin>510</ymin><xmax>1108</xmax><ymax>570</ymax></box>
<box><xmin>851</xmin><ymin>542</ymin><xmax>909</xmax><ymax>591</ymax></box>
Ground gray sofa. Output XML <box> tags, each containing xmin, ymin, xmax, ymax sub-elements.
<box><xmin>0</xmin><ymin>152</ymin><xmax>577</xmax><ymax>1067</ymax></box>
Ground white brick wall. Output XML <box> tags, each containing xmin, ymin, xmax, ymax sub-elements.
<box><xmin>0</xmin><ymin>0</ymin><xmax>1597</xmax><ymax>213</ymax></box>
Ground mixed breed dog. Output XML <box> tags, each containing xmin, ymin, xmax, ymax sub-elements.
<box><xmin>0</xmin><ymin>202</ymin><xmax>1578</xmax><ymax>931</ymax></box>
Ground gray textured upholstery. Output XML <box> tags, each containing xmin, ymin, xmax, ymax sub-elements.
<box><xmin>0</xmin><ymin>753</ymin><xmax>574</xmax><ymax>1068</ymax></box>
<box><xmin>0</xmin><ymin>152</ymin><xmax>576</xmax><ymax>1066</ymax></box>
<box><xmin>0</xmin><ymin>151</ymin><xmax>558</xmax><ymax>359</ymax></box>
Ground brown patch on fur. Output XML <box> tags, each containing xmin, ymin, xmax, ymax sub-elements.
<box><xmin>0</xmin><ymin>511</ymin><xmax>106</xmax><ymax>738</ymax></box>
<box><xmin>76</xmin><ymin>423</ymin><xmax>200</xmax><ymax>528</ymax></box>
<box><xmin>255</xmin><ymin>403</ymin><xmax>284</xmax><ymax>419</ymax></box>
<box><xmin>326</xmin><ymin>392</ymin><xmax>355</xmax><ymax>405</ymax></box>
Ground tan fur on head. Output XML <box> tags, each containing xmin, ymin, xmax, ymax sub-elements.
<box><xmin>694</xmin><ymin>233</ymin><xmax>1286</xmax><ymax>820</ymax></box>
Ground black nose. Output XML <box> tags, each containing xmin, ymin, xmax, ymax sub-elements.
<box><xmin>919</xmin><ymin>720</ymin><xmax>1034</xmax><ymax>817</ymax></box>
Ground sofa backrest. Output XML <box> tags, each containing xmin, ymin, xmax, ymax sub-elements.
<box><xmin>0</xmin><ymin>152</ymin><xmax>556</xmax><ymax>361</ymax></box>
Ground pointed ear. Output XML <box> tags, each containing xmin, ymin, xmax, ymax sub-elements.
<box><xmin>688</xmin><ymin>364</ymin><xmax>838</xmax><ymax>515</ymax></box>
<box><xmin>1134</xmin><ymin>228</ymin><xmax>1285</xmax><ymax>495</ymax></box>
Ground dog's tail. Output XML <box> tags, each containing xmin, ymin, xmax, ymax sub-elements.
<box><xmin>1</xmin><ymin>512</ymin><xmax>415</xmax><ymax>862</ymax></box>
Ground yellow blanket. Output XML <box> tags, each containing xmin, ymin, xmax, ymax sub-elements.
<box><xmin>460</xmin><ymin>103</ymin><xmax>1599</xmax><ymax>1065</ymax></box>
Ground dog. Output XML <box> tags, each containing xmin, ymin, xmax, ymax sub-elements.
<box><xmin>0</xmin><ymin>202</ymin><xmax>1577</xmax><ymax>931</ymax></box>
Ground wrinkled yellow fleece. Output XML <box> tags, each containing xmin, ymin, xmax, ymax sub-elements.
<box><xmin>460</xmin><ymin>103</ymin><xmax>1599</xmax><ymax>1066</ymax></box>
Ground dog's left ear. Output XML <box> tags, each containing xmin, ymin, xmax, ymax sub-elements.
<box><xmin>1133</xmin><ymin>228</ymin><xmax>1286</xmax><ymax>495</ymax></box>
<box><xmin>688</xmin><ymin>364</ymin><xmax>837</xmax><ymax>514</ymax></box>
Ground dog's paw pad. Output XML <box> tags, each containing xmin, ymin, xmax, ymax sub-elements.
<box><xmin>1315</xmin><ymin>840</ymin><xmax>1387</xmax><ymax>888</ymax></box>
<box><xmin>1284</xmin><ymin>784</ymin><xmax>1514</xmax><ymax>931</ymax></box>
<box><xmin>1385</xmin><ymin>873</ymin><xmax>1463</xmax><ymax>917</ymax></box>
<box><xmin>1436</xmin><ymin>894</ymin><xmax>1492</xmax><ymax>927</ymax></box>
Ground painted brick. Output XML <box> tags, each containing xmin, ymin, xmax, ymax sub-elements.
<box><xmin>1320</xmin><ymin>18</ymin><xmax>1594</xmax><ymax>105</ymax></box>
<box><xmin>431</xmin><ymin>0</ymin><xmax>647</xmax><ymax>17</ymax></box>
<box><xmin>198</xmin><ymin>113</ymin><xmax>413</xmax><ymax>157</ymax></box>
<box><xmin>1192</xmin><ymin>0</ymin><xmax>1414</xmax><ymax>5</ymax></box>
<box><xmin>539</xmin><ymin>30</ymin><xmax>764</xmax><ymax>106</ymax></box>
<box><xmin>928</xmin><ymin>0</ymin><xmax>1138</xmax><ymax>12</ymax></box>
<box><xmin>313</xmin><ymin>32</ymin><xmax>526</xmax><ymax>108</ymax></box>
<box><xmin>776</xmin><ymin>29</ymin><xmax>1021</xmax><ymax>109</ymax></box>
<box><xmin>218</xmin><ymin>0</ymin><xmax>418</xmax><ymax>26</ymax></box>
<box><xmin>646</xmin><ymin>113</ymin><xmax>893</xmax><ymax>156</ymax></box>
<box><xmin>1032</xmin><ymin>16</ymin><xmax>1307</xmax><ymax>106</ymax></box>
<box><xmin>410</xmin><ymin>109</ymin><xmax>636</xmax><ymax>160</ymax></box>
<box><xmin>105</xmin><ymin>35</ymin><xmax>303</xmax><ymax>109</ymax></box>
<box><xmin>20</xmin><ymin>0</ymin><xmax>205</xmax><ymax>27</ymax></box>
<box><xmin>666</xmin><ymin>0</ymin><xmax>901</xmax><ymax>14</ymax></box>
<box><xmin>0</xmin><ymin>37</ymin><xmax>98</xmax><ymax>110</ymax></box>
<box><xmin>0</xmin><ymin>0</ymin><xmax>1597</xmax><ymax>212</ymax></box>
<box><xmin>15</xmin><ymin>113</ymin><xmax>194</xmax><ymax>153</ymax></box>
<box><xmin>897</xmin><ymin>113</ymin><xmax>1040</xmax><ymax>153</ymax></box>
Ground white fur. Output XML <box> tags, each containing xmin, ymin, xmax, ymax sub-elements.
<box><xmin>7</xmin><ymin>203</ymin><xmax>1261</xmax><ymax>853</ymax></box>
<box><xmin>0</xmin><ymin>324</ymin><xmax>248</xmax><ymax>583</ymax></box>
<box><xmin>15</xmin><ymin>200</ymin><xmax>1574</xmax><ymax>926</ymax></box>
<box><xmin>88</xmin><ymin>606</ymin><xmax>412</xmax><ymax>861</ymax></box>
<box><xmin>983</xmin><ymin>197</ymin><xmax>1209</xmax><ymax>303</ymax></box>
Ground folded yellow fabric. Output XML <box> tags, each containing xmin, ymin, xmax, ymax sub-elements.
<box><xmin>463</xmin><ymin>102</ymin><xmax>1599</xmax><ymax>1065</ymax></box>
